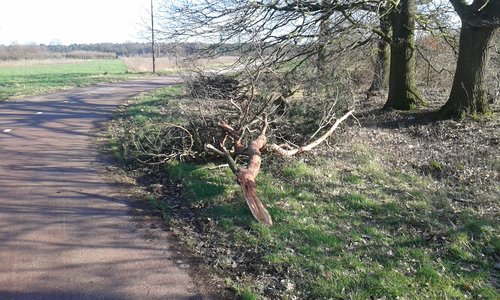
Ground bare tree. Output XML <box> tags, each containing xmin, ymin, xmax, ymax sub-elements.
<box><xmin>159</xmin><ymin>1</ymin><xmax>441</xmax><ymax>108</ymax></box>
<box><xmin>153</xmin><ymin>0</ymin><xmax>370</xmax><ymax>224</ymax></box>
<box><xmin>158</xmin><ymin>1</ymin><xmax>389</xmax><ymax>69</ymax></box>
<box><xmin>157</xmin><ymin>0</ymin><xmax>473</xmax><ymax>223</ymax></box>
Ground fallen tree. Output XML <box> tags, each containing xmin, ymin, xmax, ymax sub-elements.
<box><xmin>120</xmin><ymin>68</ymin><xmax>355</xmax><ymax>226</ymax></box>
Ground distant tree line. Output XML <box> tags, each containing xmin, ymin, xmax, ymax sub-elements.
<box><xmin>0</xmin><ymin>42</ymin><xmax>242</xmax><ymax>61</ymax></box>
<box><xmin>46</xmin><ymin>43</ymin><xmax>151</xmax><ymax>57</ymax></box>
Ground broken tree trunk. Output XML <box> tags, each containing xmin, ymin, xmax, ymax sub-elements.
<box><xmin>206</xmin><ymin>115</ymin><xmax>272</xmax><ymax>226</ymax></box>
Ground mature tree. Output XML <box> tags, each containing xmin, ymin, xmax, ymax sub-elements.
<box><xmin>156</xmin><ymin>0</ymin><xmax>492</xmax><ymax>224</ymax></box>
<box><xmin>439</xmin><ymin>0</ymin><xmax>500</xmax><ymax>118</ymax></box>
<box><xmin>384</xmin><ymin>0</ymin><xmax>426</xmax><ymax>109</ymax></box>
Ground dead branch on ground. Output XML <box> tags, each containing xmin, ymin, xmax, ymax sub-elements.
<box><xmin>128</xmin><ymin>123</ymin><xmax>195</xmax><ymax>165</ymax></box>
<box><xmin>206</xmin><ymin>109</ymin><xmax>354</xmax><ymax>226</ymax></box>
<box><xmin>268</xmin><ymin>109</ymin><xmax>354</xmax><ymax>157</ymax></box>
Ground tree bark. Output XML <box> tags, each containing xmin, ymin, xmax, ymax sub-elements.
<box><xmin>235</xmin><ymin>117</ymin><xmax>272</xmax><ymax>226</ymax></box>
<box><xmin>368</xmin><ymin>37</ymin><xmax>390</xmax><ymax>92</ymax></box>
<box><xmin>439</xmin><ymin>0</ymin><xmax>500</xmax><ymax>118</ymax></box>
<box><xmin>384</xmin><ymin>0</ymin><xmax>425</xmax><ymax>110</ymax></box>
<box><xmin>369</xmin><ymin>10</ymin><xmax>391</xmax><ymax>92</ymax></box>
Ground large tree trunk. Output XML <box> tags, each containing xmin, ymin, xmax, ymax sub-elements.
<box><xmin>384</xmin><ymin>0</ymin><xmax>425</xmax><ymax>110</ymax></box>
<box><xmin>368</xmin><ymin>10</ymin><xmax>391</xmax><ymax>93</ymax></box>
<box><xmin>439</xmin><ymin>25</ymin><xmax>498</xmax><ymax>118</ymax></box>
<box><xmin>441</xmin><ymin>0</ymin><xmax>500</xmax><ymax>118</ymax></box>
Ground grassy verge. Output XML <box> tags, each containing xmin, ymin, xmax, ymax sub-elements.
<box><xmin>108</xmin><ymin>85</ymin><xmax>499</xmax><ymax>299</ymax></box>
<box><xmin>0</xmin><ymin>59</ymin><xmax>147</xmax><ymax>100</ymax></box>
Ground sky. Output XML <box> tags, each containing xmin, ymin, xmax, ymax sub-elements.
<box><xmin>0</xmin><ymin>0</ymin><xmax>153</xmax><ymax>45</ymax></box>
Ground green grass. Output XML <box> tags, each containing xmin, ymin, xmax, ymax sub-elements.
<box><xmin>238</xmin><ymin>288</ymin><xmax>259</xmax><ymax>300</ymax></box>
<box><xmin>167</xmin><ymin>157</ymin><xmax>498</xmax><ymax>299</ymax></box>
<box><xmin>109</xmin><ymin>85</ymin><xmax>499</xmax><ymax>299</ymax></box>
<box><xmin>0</xmin><ymin>59</ymin><xmax>144</xmax><ymax>100</ymax></box>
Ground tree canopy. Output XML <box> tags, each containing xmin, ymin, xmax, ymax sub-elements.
<box><xmin>156</xmin><ymin>0</ymin><xmax>499</xmax><ymax>118</ymax></box>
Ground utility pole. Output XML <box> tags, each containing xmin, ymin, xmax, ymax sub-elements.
<box><xmin>151</xmin><ymin>0</ymin><xmax>156</xmax><ymax>73</ymax></box>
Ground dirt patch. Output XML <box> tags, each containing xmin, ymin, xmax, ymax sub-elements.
<box><xmin>352</xmin><ymin>90</ymin><xmax>499</xmax><ymax>208</ymax></box>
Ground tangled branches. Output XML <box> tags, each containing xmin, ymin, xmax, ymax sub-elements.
<box><xmin>131</xmin><ymin>123</ymin><xmax>195</xmax><ymax>165</ymax></box>
<box><xmin>112</xmin><ymin>121</ymin><xmax>196</xmax><ymax>168</ymax></box>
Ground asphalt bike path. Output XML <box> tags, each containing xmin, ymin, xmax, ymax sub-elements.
<box><xmin>0</xmin><ymin>77</ymin><xmax>207</xmax><ymax>299</ymax></box>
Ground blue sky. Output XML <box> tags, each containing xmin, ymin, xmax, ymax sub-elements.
<box><xmin>0</xmin><ymin>0</ymin><xmax>153</xmax><ymax>45</ymax></box>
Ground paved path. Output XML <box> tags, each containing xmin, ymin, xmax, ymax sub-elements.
<box><xmin>0</xmin><ymin>77</ymin><xmax>206</xmax><ymax>299</ymax></box>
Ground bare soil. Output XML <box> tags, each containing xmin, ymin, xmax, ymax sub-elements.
<box><xmin>352</xmin><ymin>90</ymin><xmax>499</xmax><ymax>208</ymax></box>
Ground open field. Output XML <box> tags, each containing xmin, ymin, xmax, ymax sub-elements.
<box><xmin>0</xmin><ymin>59</ymin><xmax>143</xmax><ymax>100</ymax></box>
<box><xmin>0</xmin><ymin>57</ymin><xmax>239</xmax><ymax>101</ymax></box>
<box><xmin>122</xmin><ymin>56</ymin><xmax>239</xmax><ymax>73</ymax></box>
<box><xmin>108</xmin><ymin>84</ymin><xmax>499</xmax><ymax>299</ymax></box>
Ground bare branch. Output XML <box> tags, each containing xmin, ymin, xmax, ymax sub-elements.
<box><xmin>269</xmin><ymin>109</ymin><xmax>354</xmax><ymax>157</ymax></box>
